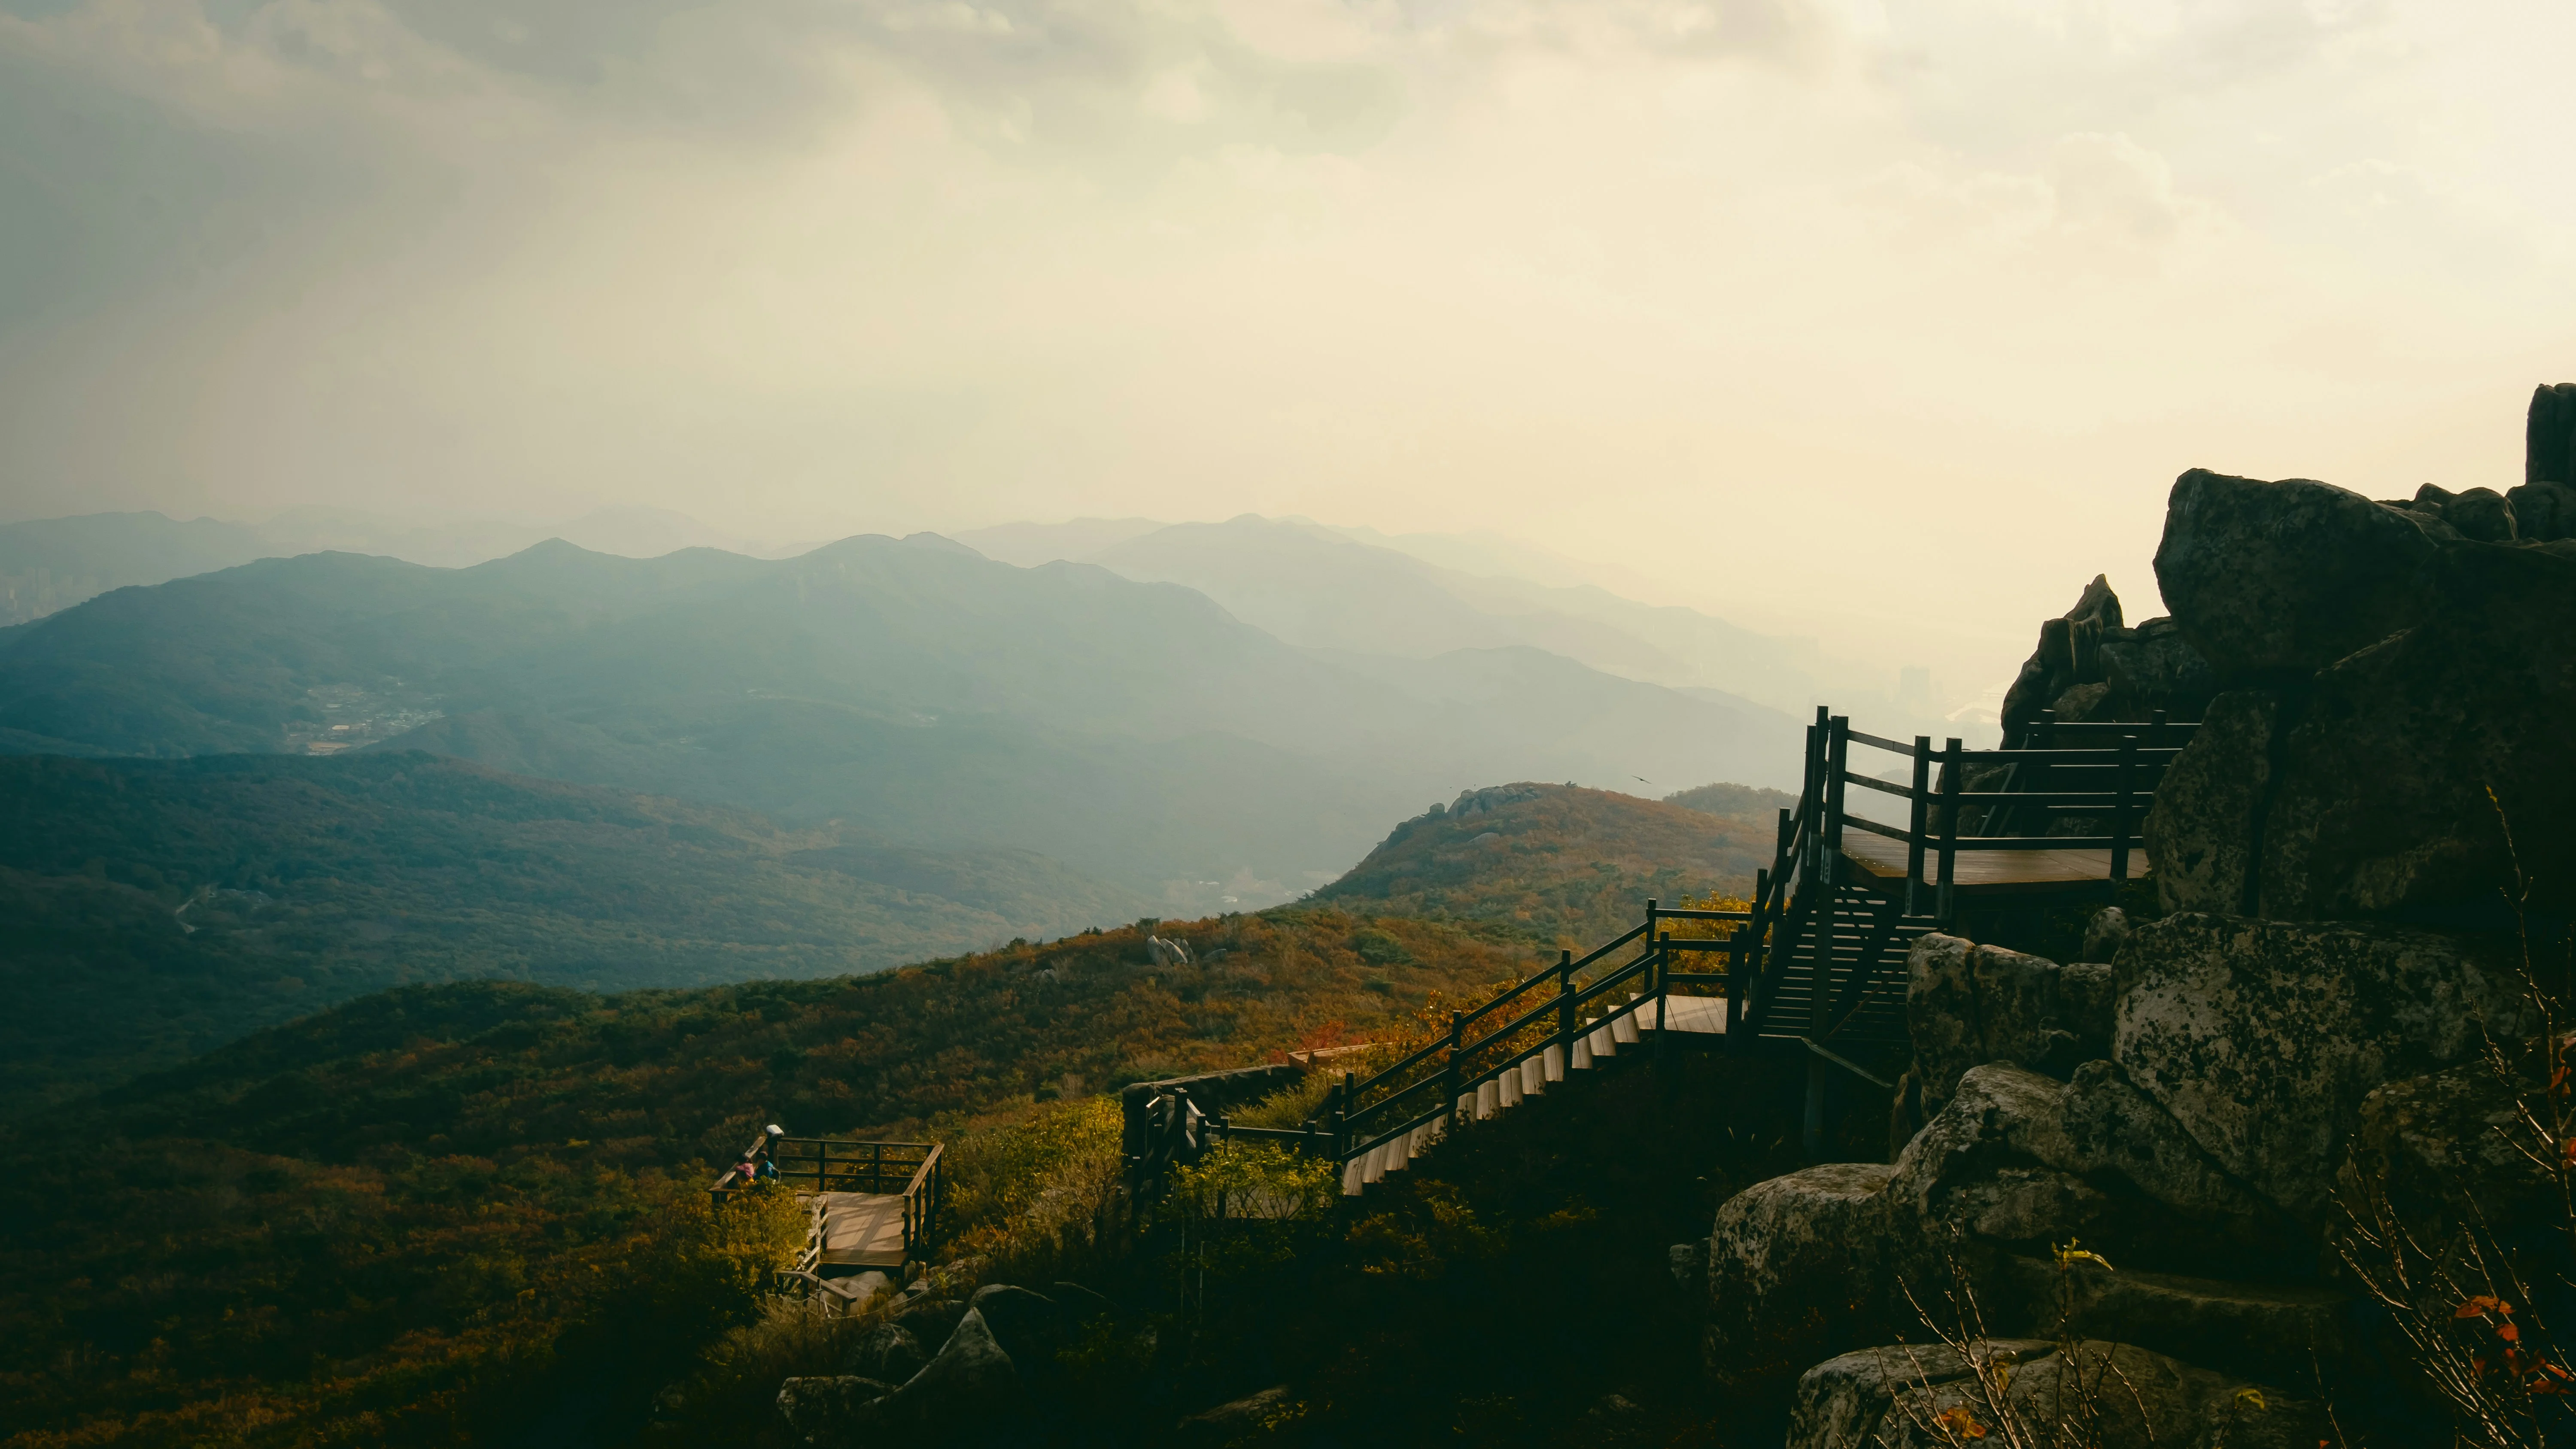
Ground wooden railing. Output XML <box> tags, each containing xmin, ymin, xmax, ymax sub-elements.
<box><xmin>1163</xmin><ymin>705</ymin><xmax>2209</xmax><ymax>1182</ymax></box>
<box><xmin>710</xmin><ymin>1127</ymin><xmax>946</xmax><ymax>1266</ymax></box>
<box><xmin>1793</xmin><ymin>705</ymin><xmax>2199</xmax><ymax>918</ymax></box>
<box><xmin>1275</xmin><ymin>899</ymin><xmax>1758</xmax><ymax>1173</ymax></box>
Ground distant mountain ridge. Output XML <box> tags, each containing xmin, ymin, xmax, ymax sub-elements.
<box><xmin>0</xmin><ymin>533</ymin><xmax>1804</xmax><ymax>917</ymax></box>
<box><xmin>964</xmin><ymin>513</ymin><xmax>1943</xmax><ymax>731</ymax></box>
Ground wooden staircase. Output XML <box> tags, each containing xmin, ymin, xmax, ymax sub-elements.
<box><xmin>1236</xmin><ymin>703</ymin><xmax>2203</xmax><ymax>1185</ymax></box>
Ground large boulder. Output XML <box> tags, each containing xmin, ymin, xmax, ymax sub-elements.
<box><xmin>2142</xmin><ymin>691</ymin><xmax>2276</xmax><ymax>916</ymax></box>
<box><xmin>1856</xmin><ymin>1340</ymin><xmax>2329</xmax><ymax>1449</ymax></box>
<box><xmin>1786</xmin><ymin>1341</ymin><xmax>2054</xmax><ymax>1449</ymax></box>
<box><xmin>1704</xmin><ymin>1162</ymin><xmax>1899</xmax><ymax>1388</ymax></box>
<box><xmin>2530</xmin><ymin>381</ymin><xmax>2576</xmax><ymax>485</ymax></box>
<box><xmin>1999</xmin><ymin>575</ymin><xmax>2123</xmax><ymax>745</ymax></box>
<box><xmin>2509</xmin><ymin>479</ymin><xmax>2576</xmax><ymax>541</ymax></box>
<box><xmin>2152</xmin><ymin>469</ymin><xmax>2443</xmax><ymax>686</ymax></box>
<box><xmin>1884</xmin><ymin>1063</ymin><xmax>2287</xmax><ymax>1297</ymax></box>
<box><xmin>842</xmin><ymin>1319</ymin><xmax>925</xmax><ymax>1383</ymax></box>
<box><xmin>2337</xmin><ymin>1051</ymin><xmax>2554</xmax><ymax>1243</ymax></box>
<box><xmin>2114</xmin><ymin>914</ymin><xmax>2533</xmax><ymax>1222</ymax></box>
<box><xmin>860</xmin><ymin>1307</ymin><xmax>1027</xmax><ymax>1444</ymax></box>
<box><xmin>1991</xmin><ymin>1259</ymin><xmax>2353</xmax><ymax>1391</ymax></box>
<box><xmin>2257</xmin><ymin>541</ymin><xmax>2576</xmax><ymax>921</ymax></box>
<box><xmin>2096</xmin><ymin>616</ymin><xmax>2217</xmax><ymax>721</ymax></box>
<box><xmin>1175</xmin><ymin>1385</ymin><xmax>1297</xmax><ymax>1446</ymax></box>
<box><xmin>1906</xmin><ymin>935</ymin><xmax>2114</xmax><ymax>1117</ymax></box>
<box><xmin>778</xmin><ymin>1376</ymin><xmax>894</xmax><ymax>1445</ymax></box>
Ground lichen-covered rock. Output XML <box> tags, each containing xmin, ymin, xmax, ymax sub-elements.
<box><xmin>1999</xmin><ymin>576</ymin><xmax>2123</xmax><ymax>746</ymax></box>
<box><xmin>1175</xmin><ymin>1385</ymin><xmax>1297</xmax><ymax>1446</ymax></box>
<box><xmin>2152</xmin><ymin>469</ymin><xmax>2442</xmax><ymax>686</ymax></box>
<box><xmin>1906</xmin><ymin>936</ymin><xmax>2114</xmax><ymax>1117</ymax></box>
<box><xmin>2530</xmin><ymin>381</ymin><xmax>2576</xmax><ymax>484</ymax></box>
<box><xmin>2257</xmin><ymin>541</ymin><xmax>2576</xmax><ymax>921</ymax></box>
<box><xmin>1993</xmin><ymin>1258</ymin><xmax>2352</xmax><ymax>1390</ymax></box>
<box><xmin>2338</xmin><ymin>1052</ymin><xmax>2551</xmax><ymax>1242</ymax></box>
<box><xmin>2096</xmin><ymin>616</ymin><xmax>2217</xmax><ymax>720</ymax></box>
<box><xmin>777</xmin><ymin>1375</ymin><xmax>893</xmax><ymax>1444</ymax></box>
<box><xmin>1869</xmin><ymin>1340</ymin><xmax>2330</xmax><ymax>1449</ymax></box>
<box><xmin>966</xmin><ymin>1284</ymin><xmax>1062</xmax><ymax>1365</ymax></box>
<box><xmin>2143</xmin><ymin>691</ymin><xmax>2276</xmax><ymax>917</ymax></box>
<box><xmin>2509</xmin><ymin>479</ymin><xmax>2576</xmax><ymax>540</ymax></box>
<box><xmin>2079</xmin><ymin>906</ymin><xmax>2131</xmax><ymax>965</ymax></box>
<box><xmin>1786</xmin><ymin>1341</ymin><xmax>2053</xmax><ymax>1449</ymax></box>
<box><xmin>863</xmin><ymin>1307</ymin><xmax>1025</xmax><ymax>1444</ymax></box>
<box><xmin>1704</xmin><ymin>1162</ymin><xmax>1898</xmax><ymax>1389</ymax></box>
<box><xmin>842</xmin><ymin>1319</ymin><xmax>924</xmax><ymax>1383</ymax></box>
<box><xmin>1884</xmin><ymin>1063</ymin><xmax>2282</xmax><ymax>1295</ymax></box>
<box><xmin>2114</xmin><ymin>914</ymin><xmax>2532</xmax><ymax>1222</ymax></box>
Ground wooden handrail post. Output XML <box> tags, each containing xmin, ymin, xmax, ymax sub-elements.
<box><xmin>2111</xmin><ymin>733</ymin><xmax>2137</xmax><ymax>895</ymax></box>
<box><xmin>1556</xmin><ymin>948</ymin><xmax>1575</xmax><ymax>1059</ymax></box>
<box><xmin>1823</xmin><ymin>716</ymin><xmax>1850</xmax><ymax>886</ymax></box>
<box><xmin>1443</xmin><ymin>1010</ymin><xmax>1464</xmax><ymax>1121</ymax></box>
<box><xmin>1938</xmin><ymin>738</ymin><xmax>1962</xmax><ymax>923</ymax></box>
<box><xmin>1337</xmin><ymin>1071</ymin><xmax>1354</xmax><ymax>1158</ymax></box>
<box><xmin>1653</xmin><ymin>930</ymin><xmax>1673</xmax><ymax>1075</ymax></box>
<box><xmin>1906</xmin><ymin>734</ymin><xmax>1932</xmax><ymax>918</ymax></box>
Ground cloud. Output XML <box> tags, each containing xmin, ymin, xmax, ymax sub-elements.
<box><xmin>1</xmin><ymin>0</ymin><xmax>2573</xmax><ymax>702</ymax></box>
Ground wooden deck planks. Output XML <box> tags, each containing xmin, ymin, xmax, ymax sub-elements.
<box><xmin>1836</xmin><ymin>830</ymin><xmax>2151</xmax><ymax>894</ymax></box>
<box><xmin>1637</xmin><ymin>994</ymin><xmax>1728</xmax><ymax>1035</ymax></box>
<box><xmin>812</xmin><ymin>1191</ymin><xmax>908</xmax><ymax>1268</ymax></box>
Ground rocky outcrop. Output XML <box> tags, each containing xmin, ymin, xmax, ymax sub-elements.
<box><xmin>1995</xmin><ymin>577</ymin><xmax>2215</xmax><ymax>749</ymax></box>
<box><xmin>1704</xmin><ymin>1163</ymin><xmax>1898</xmax><ymax>1388</ymax></box>
<box><xmin>1905</xmin><ymin>934</ymin><xmax>2114</xmax><ymax>1117</ymax></box>
<box><xmin>2142</xmin><ymin>465</ymin><xmax>2576</xmax><ymax>923</ymax></box>
<box><xmin>2257</xmin><ymin>541</ymin><xmax>2576</xmax><ymax>921</ymax></box>
<box><xmin>2142</xmin><ymin>691</ymin><xmax>2276</xmax><ymax>916</ymax></box>
<box><xmin>842</xmin><ymin>1319</ymin><xmax>925</xmax><ymax>1383</ymax></box>
<box><xmin>2530</xmin><ymin>381</ymin><xmax>2576</xmax><ymax>485</ymax></box>
<box><xmin>778</xmin><ymin>1375</ymin><xmax>896</xmax><ymax>1443</ymax></box>
<box><xmin>2509</xmin><ymin>479</ymin><xmax>2576</xmax><ymax>540</ymax></box>
<box><xmin>2115</xmin><ymin>914</ymin><xmax>2531</xmax><ymax>1221</ymax></box>
<box><xmin>1885</xmin><ymin>1063</ymin><xmax>2287</xmax><ymax>1282</ymax></box>
<box><xmin>778</xmin><ymin>1281</ymin><xmax>1133</xmax><ymax>1447</ymax></box>
<box><xmin>1174</xmin><ymin>1385</ymin><xmax>1297</xmax><ymax>1446</ymax></box>
<box><xmin>1790</xmin><ymin>1338</ymin><xmax>2329</xmax><ymax>1449</ymax></box>
<box><xmin>2153</xmin><ymin>469</ymin><xmax>2444</xmax><ymax>687</ymax></box>
<box><xmin>2337</xmin><ymin>1052</ymin><xmax>2552</xmax><ymax>1243</ymax></box>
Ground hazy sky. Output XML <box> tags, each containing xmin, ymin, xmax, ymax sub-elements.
<box><xmin>3</xmin><ymin>0</ymin><xmax>2571</xmax><ymax>696</ymax></box>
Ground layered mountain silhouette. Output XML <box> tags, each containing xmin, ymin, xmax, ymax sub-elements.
<box><xmin>0</xmin><ymin>532</ymin><xmax>1803</xmax><ymax>916</ymax></box>
<box><xmin>961</xmin><ymin>513</ymin><xmax>1927</xmax><ymax>726</ymax></box>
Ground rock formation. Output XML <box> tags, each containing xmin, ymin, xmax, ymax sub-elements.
<box><xmin>1693</xmin><ymin>386</ymin><xmax>2576</xmax><ymax>1446</ymax></box>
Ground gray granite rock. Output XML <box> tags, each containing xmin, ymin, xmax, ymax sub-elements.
<box><xmin>2114</xmin><ymin>913</ymin><xmax>2532</xmax><ymax>1221</ymax></box>
<box><xmin>2152</xmin><ymin>469</ymin><xmax>2441</xmax><ymax>685</ymax></box>
<box><xmin>1704</xmin><ymin>1162</ymin><xmax>1898</xmax><ymax>1389</ymax></box>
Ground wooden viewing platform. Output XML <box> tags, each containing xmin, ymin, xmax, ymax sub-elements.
<box><xmin>1837</xmin><ymin>832</ymin><xmax>2152</xmax><ymax>895</ymax></box>
<box><xmin>710</xmin><ymin>1128</ymin><xmax>945</xmax><ymax>1293</ymax></box>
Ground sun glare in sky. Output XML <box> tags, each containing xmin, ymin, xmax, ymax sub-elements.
<box><xmin>3</xmin><ymin>0</ymin><xmax>2569</xmax><ymax>693</ymax></box>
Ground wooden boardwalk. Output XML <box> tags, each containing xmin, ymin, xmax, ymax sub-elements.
<box><xmin>813</xmin><ymin>1191</ymin><xmax>909</xmax><ymax>1268</ymax></box>
<box><xmin>1838</xmin><ymin>830</ymin><xmax>2153</xmax><ymax>896</ymax></box>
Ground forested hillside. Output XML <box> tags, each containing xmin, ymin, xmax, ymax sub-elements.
<box><xmin>1312</xmin><ymin>782</ymin><xmax>1771</xmax><ymax>943</ymax></box>
<box><xmin>0</xmin><ymin>909</ymin><xmax>1541</xmax><ymax>1447</ymax></box>
<box><xmin>0</xmin><ymin>752</ymin><xmax>1147</xmax><ymax>1110</ymax></box>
